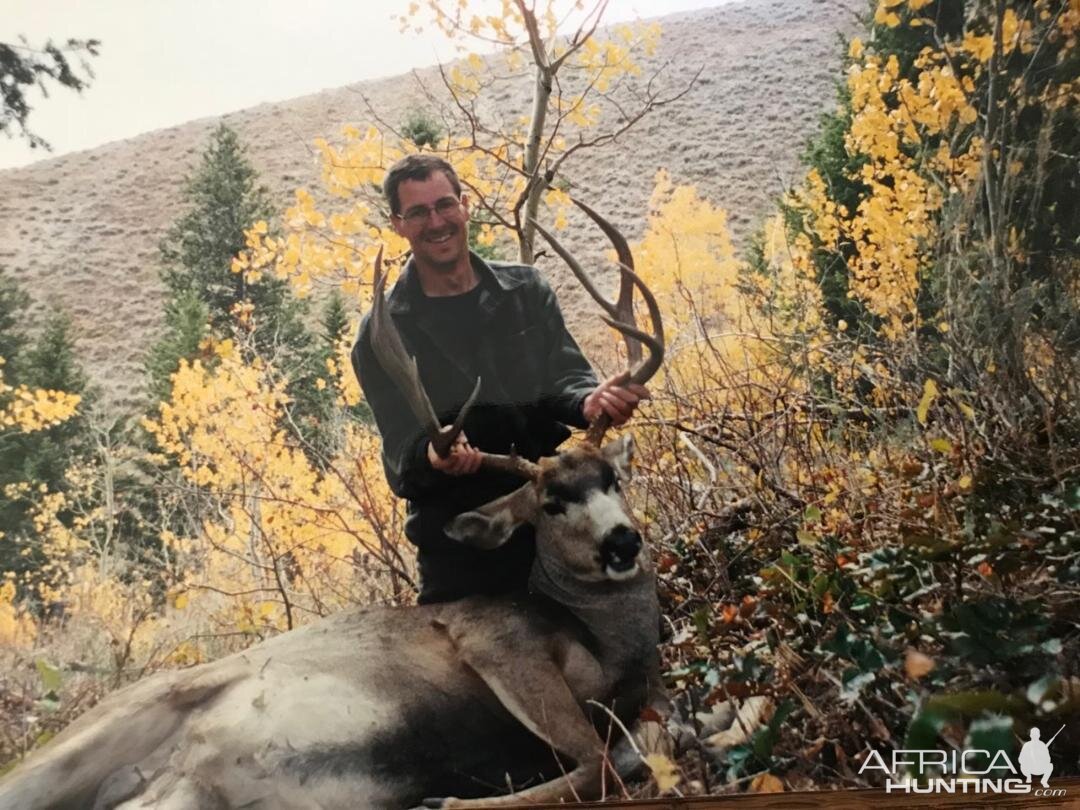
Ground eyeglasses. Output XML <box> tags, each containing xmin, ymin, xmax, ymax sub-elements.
<box><xmin>395</xmin><ymin>196</ymin><xmax>464</xmax><ymax>225</ymax></box>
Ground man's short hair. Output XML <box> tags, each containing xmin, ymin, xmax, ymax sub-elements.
<box><xmin>383</xmin><ymin>154</ymin><xmax>463</xmax><ymax>216</ymax></box>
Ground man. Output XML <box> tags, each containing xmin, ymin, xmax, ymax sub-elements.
<box><xmin>352</xmin><ymin>154</ymin><xmax>647</xmax><ymax>603</ymax></box>
<box><xmin>1019</xmin><ymin>725</ymin><xmax>1062</xmax><ymax>789</ymax></box>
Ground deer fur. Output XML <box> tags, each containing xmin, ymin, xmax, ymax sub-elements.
<box><xmin>0</xmin><ymin>435</ymin><xmax>669</xmax><ymax>810</ymax></box>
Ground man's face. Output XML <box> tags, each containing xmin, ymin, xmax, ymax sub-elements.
<box><xmin>391</xmin><ymin>172</ymin><xmax>470</xmax><ymax>271</ymax></box>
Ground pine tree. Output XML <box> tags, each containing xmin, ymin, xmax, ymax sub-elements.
<box><xmin>319</xmin><ymin>289</ymin><xmax>350</xmax><ymax>347</ymax></box>
<box><xmin>153</xmin><ymin>123</ymin><xmax>313</xmax><ymax>375</ymax></box>
<box><xmin>145</xmin><ymin>290</ymin><xmax>208</xmax><ymax>400</ymax></box>
<box><xmin>0</xmin><ymin>296</ymin><xmax>94</xmax><ymax>574</ymax></box>
<box><xmin>149</xmin><ymin>124</ymin><xmax>337</xmax><ymax>456</ymax></box>
<box><xmin>0</xmin><ymin>268</ymin><xmax>29</xmax><ymax>371</ymax></box>
<box><xmin>316</xmin><ymin>289</ymin><xmax>370</xmax><ymax>422</ymax></box>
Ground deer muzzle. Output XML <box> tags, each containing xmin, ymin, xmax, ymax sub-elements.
<box><xmin>600</xmin><ymin>525</ymin><xmax>642</xmax><ymax>579</ymax></box>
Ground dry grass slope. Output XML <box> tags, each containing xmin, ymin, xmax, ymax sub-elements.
<box><xmin>0</xmin><ymin>0</ymin><xmax>857</xmax><ymax>408</ymax></box>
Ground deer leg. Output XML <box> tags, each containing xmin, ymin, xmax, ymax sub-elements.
<box><xmin>608</xmin><ymin>682</ymin><xmax>675</xmax><ymax>781</ymax></box>
<box><xmin>416</xmin><ymin>632</ymin><xmax>608</xmax><ymax>809</ymax></box>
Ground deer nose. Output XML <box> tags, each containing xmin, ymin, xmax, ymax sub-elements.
<box><xmin>601</xmin><ymin>525</ymin><xmax>642</xmax><ymax>573</ymax></box>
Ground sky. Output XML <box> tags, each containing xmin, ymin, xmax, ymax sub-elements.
<box><xmin>1</xmin><ymin>0</ymin><xmax>720</xmax><ymax>170</ymax></box>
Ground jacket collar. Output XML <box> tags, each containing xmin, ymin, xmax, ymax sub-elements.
<box><xmin>387</xmin><ymin>251</ymin><xmax>524</xmax><ymax>317</ymax></box>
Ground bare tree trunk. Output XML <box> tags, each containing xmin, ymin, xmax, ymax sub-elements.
<box><xmin>517</xmin><ymin>0</ymin><xmax>553</xmax><ymax>265</ymax></box>
<box><xmin>519</xmin><ymin>63</ymin><xmax>553</xmax><ymax>264</ymax></box>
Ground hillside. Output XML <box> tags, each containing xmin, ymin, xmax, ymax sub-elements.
<box><xmin>0</xmin><ymin>0</ymin><xmax>858</xmax><ymax>408</ymax></box>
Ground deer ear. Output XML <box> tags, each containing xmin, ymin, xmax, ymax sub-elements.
<box><xmin>602</xmin><ymin>433</ymin><xmax>635</xmax><ymax>481</ymax></box>
<box><xmin>445</xmin><ymin>482</ymin><xmax>539</xmax><ymax>550</ymax></box>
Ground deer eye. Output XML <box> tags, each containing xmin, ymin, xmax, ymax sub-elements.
<box><xmin>542</xmin><ymin>500</ymin><xmax>566</xmax><ymax>516</ymax></box>
<box><xmin>601</xmin><ymin>464</ymin><xmax>619</xmax><ymax>492</ymax></box>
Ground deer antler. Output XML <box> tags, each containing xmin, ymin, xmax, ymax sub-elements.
<box><xmin>368</xmin><ymin>246</ymin><xmax>541</xmax><ymax>480</ymax></box>
<box><xmin>531</xmin><ymin>199</ymin><xmax>664</xmax><ymax>445</ymax></box>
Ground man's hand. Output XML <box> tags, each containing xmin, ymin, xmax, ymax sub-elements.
<box><xmin>427</xmin><ymin>432</ymin><xmax>483</xmax><ymax>476</ymax></box>
<box><xmin>582</xmin><ymin>371</ymin><xmax>651</xmax><ymax>426</ymax></box>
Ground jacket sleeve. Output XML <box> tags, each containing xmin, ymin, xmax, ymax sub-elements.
<box><xmin>352</xmin><ymin>314</ymin><xmax>443</xmax><ymax>501</ymax></box>
<box><xmin>536</xmin><ymin>275</ymin><xmax>598</xmax><ymax>429</ymax></box>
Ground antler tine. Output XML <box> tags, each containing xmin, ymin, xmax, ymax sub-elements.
<box><xmin>531</xmin><ymin>202</ymin><xmax>664</xmax><ymax>445</ymax></box>
<box><xmin>369</xmin><ymin>247</ymin><xmax>479</xmax><ymax>458</ymax></box>
<box><xmin>530</xmin><ymin>202</ymin><xmax>646</xmax><ymax>366</ymax></box>
<box><xmin>569</xmin><ymin>198</ymin><xmax>640</xmax><ymax>366</ymax></box>
<box><xmin>368</xmin><ymin>247</ymin><xmax>540</xmax><ymax>480</ymax></box>
<box><xmin>530</xmin><ymin>217</ymin><xmax>620</xmax><ymax>321</ymax></box>
<box><xmin>479</xmin><ymin>447</ymin><xmax>542</xmax><ymax>480</ymax></box>
<box><xmin>600</xmin><ymin>262</ymin><xmax>665</xmax><ymax>387</ymax></box>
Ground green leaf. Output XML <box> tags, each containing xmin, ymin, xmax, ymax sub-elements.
<box><xmin>797</xmin><ymin>529</ymin><xmax>818</xmax><ymax>546</ymax></box>
<box><xmin>850</xmin><ymin>593</ymin><xmax>875</xmax><ymax>612</ymax></box>
<box><xmin>804</xmin><ymin>505</ymin><xmax>822</xmax><ymax>523</ymax></box>
<box><xmin>840</xmin><ymin>668</ymin><xmax>876</xmax><ymax>701</ymax></box>
<box><xmin>1026</xmin><ymin>674</ymin><xmax>1059</xmax><ymax>705</ymax></box>
<box><xmin>752</xmin><ymin>700</ymin><xmax>794</xmax><ymax>761</ymax></box>
<box><xmin>35</xmin><ymin>659</ymin><xmax>62</xmax><ymax>693</ymax></box>
<box><xmin>35</xmin><ymin>695</ymin><xmax>60</xmax><ymax>714</ymax></box>
<box><xmin>926</xmin><ymin>690</ymin><xmax>1023</xmax><ymax>717</ymax></box>
<box><xmin>966</xmin><ymin>715</ymin><xmax>1015</xmax><ymax>774</ymax></box>
<box><xmin>693</xmin><ymin>607</ymin><xmax>710</xmax><ymax>640</ymax></box>
<box><xmin>904</xmin><ymin>708</ymin><xmax>948</xmax><ymax>754</ymax></box>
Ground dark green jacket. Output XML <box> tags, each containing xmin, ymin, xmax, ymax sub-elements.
<box><xmin>352</xmin><ymin>252</ymin><xmax>597</xmax><ymax>599</ymax></box>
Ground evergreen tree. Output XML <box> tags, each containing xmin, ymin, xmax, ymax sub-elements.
<box><xmin>0</xmin><ymin>268</ymin><xmax>29</xmax><ymax>371</ymax></box>
<box><xmin>149</xmin><ymin>124</ymin><xmax>338</xmax><ymax>456</ymax></box>
<box><xmin>149</xmin><ymin>125</ymin><xmax>317</xmax><ymax>393</ymax></box>
<box><xmin>314</xmin><ymin>290</ymin><xmax>371</xmax><ymax>424</ymax></box>
<box><xmin>154</xmin><ymin>123</ymin><xmax>312</xmax><ymax>369</ymax></box>
<box><xmin>319</xmin><ymin>289</ymin><xmax>350</xmax><ymax>347</ymax></box>
<box><xmin>1</xmin><ymin>36</ymin><xmax>100</xmax><ymax>151</ymax></box>
<box><xmin>0</xmin><ymin>288</ymin><xmax>94</xmax><ymax>575</ymax></box>
<box><xmin>145</xmin><ymin>290</ymin><xmax>208</xmax><ymax>400</ymax></box>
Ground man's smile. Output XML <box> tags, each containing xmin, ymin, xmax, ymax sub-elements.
<box><xmin>424</xmin><ymin>228</ymin><xmax>457</xmax><ymax>245</ymax></box>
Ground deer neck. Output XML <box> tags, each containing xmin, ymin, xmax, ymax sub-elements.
<box><xmin>528</xmin><ymin>544</ymin><xmax>660</xmax><ymax>667</ymax></box>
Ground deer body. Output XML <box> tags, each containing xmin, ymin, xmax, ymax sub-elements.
<box><xmin>1</xmin><ymin>200</ymin><xmax>669</xmax><ymax>810</ymax></box>
<box><xmin>0</xmin><ymin>440</ymin><xmax>665</xmax><ymax>810</ymax></box>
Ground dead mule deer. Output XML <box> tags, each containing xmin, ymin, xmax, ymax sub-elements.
<box><xmin>0</xmin><ymin>202</ymin><xmax>666</xmax><ymax>810</ymax></box>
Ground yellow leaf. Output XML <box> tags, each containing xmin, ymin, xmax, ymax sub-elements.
<box><xmin>750</xmin><ymin>773</ymin><xmax>785</xmax><ymax>793</ymax></box>
<box><xmin>930</xmin><ymin>438</ymin><xmax>952</xmax><ymax>453</ymax></box>
<box><xmin>849</xmin><ymin>38</ymin><xmax>864</xmax><ymax>59</ymax></box>
<box><xmin>874</xmin><ymin>6</ymin><xmax>902</xmax><ymax>27</ymax></box>
<box><xmin>958</xmin><ymin>474</ymin><xmax>973</xmax><ymax>491</ymax></box>
<box><xmin>916</xmin><ymin>379</ymin><xmax>938</xmax><ymax>425</ymax></box>
<box><xmin>644</xmin><ymin>753</ymin><xmax>681</xmax><ymax>793</ymax></box>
